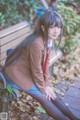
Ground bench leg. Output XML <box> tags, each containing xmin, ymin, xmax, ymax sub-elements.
<box><xmin>2</xmin><ymin>96</ymin><xmax>9</xmax><ymax>112</ymax></box>
<box><xmin>0</xmin><ymin>97</ymin><xmax>9</xmax><ymax>120</ymax></box>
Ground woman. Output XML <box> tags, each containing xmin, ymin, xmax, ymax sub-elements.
<box><xmin>4</xmin><ymin>11</ymin><xmax>79</xmax><ymax>120</ymax></box>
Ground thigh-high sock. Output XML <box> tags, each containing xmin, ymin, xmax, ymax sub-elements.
<box><xmin>51</xmin><ymin>97</ymin><xmax>78</xmax><ymax>120</ymax></box>
<box><xmin>28</xmin><ymin>93</ymin><xmax>68</xmax><ymax>120</ymax></box>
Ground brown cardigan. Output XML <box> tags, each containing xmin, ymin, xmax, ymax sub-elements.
<box><xmin>5</xmin><ymin>37</ymin><xmax>51</xmax><ymax>93</ymax></box>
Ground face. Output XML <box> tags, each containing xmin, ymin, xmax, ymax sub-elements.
<box><xmin>48</xmin><ymin>24</ymin><xmax>61</xmax><ymax>40</ymax></box>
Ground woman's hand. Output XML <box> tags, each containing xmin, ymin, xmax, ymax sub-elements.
<box><xmin>45</xmin><ymin>86</ymin><xmax>57</xmax><ymax>101</ymax></box>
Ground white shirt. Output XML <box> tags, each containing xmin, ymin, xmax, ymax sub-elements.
<box><xmin>47</xmin><ymin>40</ymin><xmax>53</xmax><ymax>48</ymax></box>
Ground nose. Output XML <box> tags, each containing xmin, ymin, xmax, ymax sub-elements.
<box><xmin>53</xmin><ymin>27</ymin><xmax>59</xmax><ymax>33</ymax></box>
<box><xmin>55</xmin><ymin>26</ymin><xmax>61</xmax><ymax>32</ymax></box>
<box><xmin>55</xmin><ymin>27</ymin><xmax>59</xmax><ymax>31</ymax></box>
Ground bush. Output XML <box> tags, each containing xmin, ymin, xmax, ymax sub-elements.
<box><xmin>0</xmin><ymin>0</ymin><xmax>39</xmax><ymax>29</ymax></box>
<box><xmin>58</xmin><ymin>3</ymin><xmax>80</xmax><ymax>54</ymax></box>
<box><xmin>58</xmin><ymin>3</ymin><xmax>80</xmax><ymax>36</ymax></box>
<box><xmin>0</xmin><ymin>12</ymin><xmax>5</xmax><ymax>29</ymax></box>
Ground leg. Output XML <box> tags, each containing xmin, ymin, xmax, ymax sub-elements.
<box><xmin>28</xmin><ymin>93</ymin><xmax>68</xmax><ymax>120</ymax></box>
<box><xmin>51</xmin><ymin>97</ymin><xmax>78</xmax><ymax>120</ymax></box>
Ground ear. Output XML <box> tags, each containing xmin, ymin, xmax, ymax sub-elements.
<box><xmin>41</xmin><ymin>25</ymin><xmax>45</xmax><ymax>32</ymax></box>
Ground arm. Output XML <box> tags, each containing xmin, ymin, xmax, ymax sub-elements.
<box><xmin>29</xmin><ymin>41</ymin><xmax>46</xmax><ymax>93</ymax></box>
<box><xmin>44</xmin><ymin>57</ymin><xmax>57</xmax><ymax>101</ymax></box>
<box><xmin>29</xmin><ymin>42</ymin><xmax>56</xmax><ymax>100</ymax></box>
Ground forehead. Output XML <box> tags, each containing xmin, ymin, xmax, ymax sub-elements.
<box><xmin>49</xmin><ymin>23</ymin><xmax>59</xmax><ymax>27</ymax></box>
<box><xmin>50</xmin><ymin>23</ymin><xmax>56</xmax><ymax>26</ymax></box>
<box><xmin>49</xmin><ymin>20</ymin><xmax>62</xmax><ymax>28</ymax></box>
<box><xmin>46</xmin><ymin>16</ymin><xmax>62</xmax><ymax>28</ymax></box>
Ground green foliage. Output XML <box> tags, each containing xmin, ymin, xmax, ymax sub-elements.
<box><xmin>0</xmin><ymin>0</ymin><xmax>39</xmax><ymax>29</ymax></box>
<box><xmin>58</xmin><ymin>3</ymin><xmax>80</xmax><ymax>56</ymax></box>
<box><xmin>65</xmin><ymin>32</ymin><xmax>80</xmax><ymax>49</ymax></box>
<box><xmin>62</xmin><ymin>33</ymin><xmax>80</xmax><ymax>62</ymax></box>
<box><xmin>7</xmin><ymin>84</ymin><xmax>13</xmax><ymax>94</ymax></box>
<box><xmin>17</xmin><ymin>0</ymin><xmax>39</xmax><ymax>23</ymax></box>
<box><xmin>0</xmin><ymin>0</ymin><xmax>21</xmax><ymax>28</ymax></box>
<box><xmin>37</xmin><ymin>106</ymin><xmax>46</xmax><ymax>114</ymax></box>
<box><xmin>58</xmin><ymin>3</ymin><xmax>80</xmax><ymax>36</ymax></box>
<box><xmin>58</xmin><ymin>0</ymin><xmax>80</xmax><ymax>4</ymax></box>
<box><xmin>0</xmin><ymin>12</ymin><xmax>5</xmax><ymax>26</ymax></box>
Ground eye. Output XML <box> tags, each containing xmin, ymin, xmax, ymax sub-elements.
<box><xmin>58</xmin><ymin>26</ymin><xmax>61</xmax><ymax>28</ymax></box>
<box><xmin>57</xmin><ymin>25</ymin><xmax>62</xmax><ymax>28</ymax></box>
<box><xmin>49</xmin><ymin>26</ymin><xmax>55</xmax><ymax>28</ymax></box>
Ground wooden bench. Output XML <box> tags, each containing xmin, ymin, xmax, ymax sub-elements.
<box><xmin>0</xmin><ymin>21</ymin><xmax>62</xmax><ymax>75</ymax></box>
<box><xmin>0</xmin><ymin>21</ymin><xmax>31</xmax><ymax>65</ymax></box>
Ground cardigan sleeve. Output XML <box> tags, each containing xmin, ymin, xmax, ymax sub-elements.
<box><xmin>29</xmin><ymin>41</ymin><xmax>46</xmax><ymax>93</ymax></box>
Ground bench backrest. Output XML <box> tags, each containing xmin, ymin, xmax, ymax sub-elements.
<box><xmin>0</xmin><ymin>21</ymin><xmax>31</xmax><ymax>65</ymax></box>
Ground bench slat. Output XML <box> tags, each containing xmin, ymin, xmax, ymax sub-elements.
<box><xmin>0</xmin><ymin>21</ymin><xmax>31</xmax><ymax>65</ymax></box>
<box><xmin>0</xmin><ymin>21</ymin><xmax>30</xmax><ymax>38</ymax></box>
<box><xmin>0</xmin><ymin>34</ymin><xmax>31</xmax><ymax>63</ymax></box>
<box><xmin>1</xmin><ymin>33</ymin><xmax>29</xmax><ymax>53</ymax></box>
<box><xmin>0</xmin><ymin>27</ymin><xmax>30</xmax><ymax>46</ymax></box>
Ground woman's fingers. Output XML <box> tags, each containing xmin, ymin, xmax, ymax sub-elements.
<box><xmin>48</xmin><ymin>88</ymin><xmax>57</xmax><ymax>100</ymax></box>
<box><xmin>45</xmin><ymin>86</ymin><xmax>57</xmax><ymax>101</ymax></box>
<box><xmin>47</xmin><ymin>96</ymin><xmax>50</xmax><ymax>101</ymax></box>
<box><xmin>49</xmin><ymin>94</ymin><xmax>55</xmax><ymax>101</ymax></box>
<box><xmin>46</xmin><ymin>94</ymin><xmax>51</xmax><ymax>101</ymax></box>
<box><xmin>45</xmin><ymin>91</ymin><xmax>51</xmax><ymax>101</ymax></box>
<box><xmin>50</xmin><ymin>94</ymin><xmax>56</xmax><ymax>100</ymax></box>
<box><xmin>45</xmin><ymin>93</ymin><xmax>49</xmax><ymax>99</ymax></box>
<box><xmin>51</xmin><ymin>91</ymin><xmax>57</xmax><ymax>100</ymax></box>
<box><xmin>45</xmin><ymin>92</ymin><xmax>55</xmax><ymax>101</ymax></box>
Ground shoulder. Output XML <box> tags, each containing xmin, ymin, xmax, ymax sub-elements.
<box><xmin>30</xmin><ymin>37</ymin><xmax>44</xmax><ymax>50</ymax></box>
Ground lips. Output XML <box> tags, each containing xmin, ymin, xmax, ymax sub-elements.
<box><xmin>53</xmin><ymin>33</ymin><xmax>59</xmax><ymax>35</ymax></box>
<box><xmin>52</xmin><ymin>34</ymin><xmax>59</xmax><ymax>36</ymax></box>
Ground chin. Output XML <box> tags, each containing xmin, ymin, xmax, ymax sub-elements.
<box><xmin>52</xmin><ymin>36</ymin><xmax>58</xmax><ymax>40</ymax></box>
<box><xmin>54</xmin><ymin>35</ymin><xmax>59</xmax><ymax>39</ymax></box>
<box><xmin>49</xmin><ymin>35</ymin><xmax>58</xmax><ymax>40</ymax></box>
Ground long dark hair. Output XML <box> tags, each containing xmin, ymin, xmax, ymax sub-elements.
<box><xmin>5</xmin><ymin>10</ymin><xmax>63</xmax><ymax>67</ymax></box>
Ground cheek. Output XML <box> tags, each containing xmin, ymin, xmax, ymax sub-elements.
<box><xmin>58</xmin><ymin>29</ymin><xmax>61</xmax><ymax>35</ymax></box>
<box><xmin>58</xmin><ymin>27</ymin><xmax>62</xmax><ymax>33</ymax></box>
<box><xmin>48</xmin><ymin>29</ymin><xmax>54</xmax><ymax>35</ymax></box>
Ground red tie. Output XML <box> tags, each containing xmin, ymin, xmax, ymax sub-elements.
<box><xmin>42</xmin><ymin>48</ymin><xmax>49</xmax><ymax>74</ymax></box>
